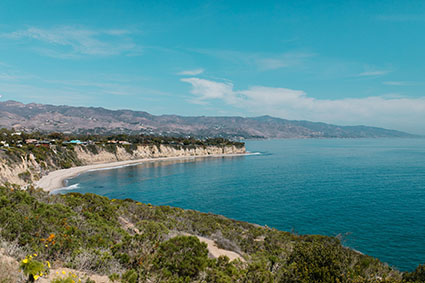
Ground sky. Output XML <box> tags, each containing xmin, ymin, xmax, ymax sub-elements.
<box><xmin>0</xmin><ymin>0</ymin><xmax>424</xmax><ymax>134</ymax></box>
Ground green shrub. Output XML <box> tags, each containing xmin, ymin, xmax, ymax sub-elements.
<box><xmin>154</xmin><ymin>236</ymin><xmax>209</xmax><ymax>279</ymax></box>
<box><xmin>121</xmin><ymin>269</ymin><xmax>138</xmax><ymax>283</ymax></box>
<box><xmin>403</xmin><ymin>264</ymin><xmax>425</xmax><ymax>282</ymax></box>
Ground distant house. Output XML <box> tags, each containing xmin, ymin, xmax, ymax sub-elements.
<box><xmin>118</xmin><ymin>141</ymin><xmax>131</xmax><ymax>145</ymax></box>
<box><xmin>25</xmin><ymin>139</ymin><xmax>38</xmax><ymax>144</ymax></box>
<box><xmin>63</xmin><ymin>140</ymin><xmax>87</xmax><ymax>145</ymax></box>
<box><xmin>36</xmin><ymin>140</ymin><xmax>52</xmax><ymax>148</ymax></box>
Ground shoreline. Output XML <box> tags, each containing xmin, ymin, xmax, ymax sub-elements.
<box><xmin>36</xmin><ymin>153</ymin><xmax>248</xmax><ymax>193</ymax></box>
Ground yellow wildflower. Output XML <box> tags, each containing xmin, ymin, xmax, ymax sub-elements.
<box><xmin>46</xmin><ymin>260</ymin><xmax>51</xmax><ymax>268</ymax></box>
<box><xmin>33</xmin><ymin>253</ymin><xmax>37</xmax><ymax>257</ymax></box>
<box><xmin>22</xmin><ymin>258</ymin><xmax>29</xmax><ymax>264</ymax></box>
<box><xmin>34</xmin><ymin>275</ymin><xmax>39</xmax><ymax>280</ymax></box>
<box><xmin>40</xmin><ymin>272</ymin><xmax>43</xmax><ymax>276</ymax></box>
<box><xmin>62</xmin><ymin>270</ymin><xmax>66</xmax><ymax>275</ymax></box>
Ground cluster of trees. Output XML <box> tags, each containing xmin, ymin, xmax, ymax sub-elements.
<box><xmin>0</xmin><ymin>128</ymin><xmax>244</xmax><ymax>148</ymax></box>
<box><xmin>1</xmin><ymin>186</ymin><xmax>422</xmax><ymax>282</ymax></box>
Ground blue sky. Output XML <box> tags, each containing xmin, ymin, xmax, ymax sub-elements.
<box><xmin>0</xmin><ymin>1</ymin><xmax>424</xmax><ymax>134</ymax></box>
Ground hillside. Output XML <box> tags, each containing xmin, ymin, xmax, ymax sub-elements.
<box><xmin>0</xmin><ymin>100</ymin><xmax>415</xmax><ymax>139</ymax></box>
<box><xmin>4</xmin><ymin>186</ymin><xmax>424</xmax><ymax>282</ymax></box>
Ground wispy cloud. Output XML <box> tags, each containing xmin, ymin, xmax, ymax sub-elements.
<box><xmin>2</xmin><ymin>26</ymin><xmax>140</xmax><ymax>58</ymax></box>
<box><xmin>383</xmin><ymin>81</ymin><xmax>417</xmax><ymax>86</ymax></box>
<box><xmin>357</xmin><ymin>66</ymin><xmax>391</xmax><ymax>77</ymax></box>
<box><xmin>191</xmin><ymin>48</ymin><xmax>314</xmax><ymax>71</ymax></box>
<box><xmin>177</xmin><ymin>68</ymin><xmax>204</xmax><ymax>76</ymax></box>
<box><xmin>181</xmin><ymin>77</ymin><xmax>425</xmax><ymax>134</ymax></box>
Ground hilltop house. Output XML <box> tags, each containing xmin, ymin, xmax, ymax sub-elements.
<box><xmin>25</xmin><ymin>139</ymin><xmax>38</xmax><ymax>144</ymax></box>
<box><xmin>63</xmin><ymin>140</ymin><xmax>87</xmax><ymax>145</ymax></box>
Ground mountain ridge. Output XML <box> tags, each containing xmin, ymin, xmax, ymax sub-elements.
<box><xmin>0</xmin><ymin>100</ymin><xmax>416</xmax><ymax>139</ymax></box>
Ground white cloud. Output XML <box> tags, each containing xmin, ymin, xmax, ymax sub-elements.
<box><xmin>383</xmin><ymin>81</ymin><xmax>417</xmax><ymax>86</ymax></box>
<box><xmin>2</xmin><ymin>26</ymin><xmax>139</xmax><ymax>58</ymax></box>
<box><xmin>181</xmin><ymin>78</ymin><xmax>233</xmax><ymax>104</ymax></box>
<box><xmin>191</xmin><ymin>48</ymin><xmax>314</xmax><ymax>71</ymax></box>
<box><xmin>182</xmin><ymin>77</ymin><xmax>425</xmax><ymax>134</ymax></box>
<box><xmin>177</xmin><ymin>68</ymin><xmax>204</xmax><ymax>76</ymax></box>
<box><xmin>358</xmin><ymin>69</ymin><xmax>391</xmax><ymax>77</ymax></box>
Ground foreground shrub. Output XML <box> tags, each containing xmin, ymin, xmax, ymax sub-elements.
<box><xmin>403</xmin><ymin>264</ymin><xmax>425</xmax><ymax>282</ymax></box>
<box><xmin>154</xmin><ymin>236</ymin><xmax>209</xmax><ymax>279</ymax></box>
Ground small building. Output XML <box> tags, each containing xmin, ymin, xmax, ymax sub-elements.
<box><xmin>36</xmin><ymin>140</ymin><xmax>52</xmax><ymax>148</ymax></box>
<box><xmin>63</xmin><ymin>140</ymin><xmax>87</xmax><ymax>145</ymax></box>
<box><xmin>25</xmin><ymin>139</ymin><xmax>38</xmax><ymax>144</ymax></box>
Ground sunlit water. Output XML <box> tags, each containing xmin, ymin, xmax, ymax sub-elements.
<box><xmin>58</xmin><ymin>138</ymin><xmax>425</xmax><ymax>271</ymax></box>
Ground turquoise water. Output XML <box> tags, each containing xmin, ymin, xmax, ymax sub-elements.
<box><xmin>59</xmin><ymin>138</ymin><xmax>425</xmax><ymax>271</ymax></box>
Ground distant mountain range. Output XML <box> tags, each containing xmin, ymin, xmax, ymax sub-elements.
<box><xmin>0</xmin><ymin>100</ymin><xmax>416</xmax><ymax>139</ymax></box>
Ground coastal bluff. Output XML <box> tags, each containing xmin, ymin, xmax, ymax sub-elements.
<box><xmin>73</xmin><ymin>144</ymin><xmax>245</xmax><ymax>164</ymax></box>
<box><xmin>0</xmin><ymin>143</ymin><xmax>246</xmax><ymax>188</ymax></box>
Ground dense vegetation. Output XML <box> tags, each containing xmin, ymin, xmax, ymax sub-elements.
<box><xmin>2</xmin><ymin>186</ymin><xmax>424</xmax><ymax>282</ymax></box>
<box><xmin>0</xmin><ymin>128</ymin><xmax>245</xmax><ymax>148</ymax></box>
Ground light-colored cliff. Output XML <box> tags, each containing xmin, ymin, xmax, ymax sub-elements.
<box><xmin>0</xmin><ymin>154</ymin><xmax>43</xmax><ymax>186</ymax></box>
<box><xmin>0</xmin><ymin>144</ymin><xmax>245</xmax><ymax>187</ymax></box>
<box><xmin>74</xmin><ymin>144</ymin><xmax>245</xmax><ymax>164</ymax></box>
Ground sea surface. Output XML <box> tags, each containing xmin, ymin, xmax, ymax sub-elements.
<box><xmin>59</xmin><ymin>138</ymin><xmax>425</xmax><ymax>271</ymax></box>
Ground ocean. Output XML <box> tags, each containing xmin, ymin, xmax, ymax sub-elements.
<box><xmin>58</xmin><ymin>138</ymin><xmax>425</xmax><ymax>271</ymax></box>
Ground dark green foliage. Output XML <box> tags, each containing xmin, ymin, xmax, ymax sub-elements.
<box><xmin>86</xmin><ymin>144</ymin><xmax>98</xmax><ymax>155</ymax></box>
<box><xmin>281</xmin><ymin>236</ymin><xmax>350</xmax><ymax>282</ymax></box>
<box><xmin>154</xmin><ymin>236</ymin><xmax>209</xmax><ymax>279</ymax></box>
<box><xmin>403</xmin><ymin>264</ymin><xmax>425</xmax><ymax>282</ymax></box>
<box><xmin>104</xmin><ymin>144</ymin><xmax>117</xmax><ymax>154</ymax></box>
<box><xmin>121</xmin><ymin>269</ymin><xmax>138</xmax><ymax>283</ymax></box>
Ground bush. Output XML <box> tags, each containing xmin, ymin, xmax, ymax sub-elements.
<box><xmin>403</xmin><ymin>264</ymin><xmax>425</xmax><ymax>282</ymax></box>
<box><xmin>121</xmin><ymin>269</ymin><xmax>138</xmax><ymax>283</ymax></box>
<box><xmin>154</xmin><ymin>236</ymin><xmax>209</xmax><ymax>279</ymax></box>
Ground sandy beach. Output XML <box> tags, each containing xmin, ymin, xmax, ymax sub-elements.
<box><xmin>36</xmin><ymin>153</ymin><xmax>247</xmax><ymax>192</ymax></box>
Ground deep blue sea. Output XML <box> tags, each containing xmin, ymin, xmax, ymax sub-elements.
<box><xmin>58</xmin><ymin>138</ymin><xmax>425</xmax><ymax>271</ymax></box>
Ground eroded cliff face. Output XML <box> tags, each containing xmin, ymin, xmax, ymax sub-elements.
<box><xmin>0</xmin><ymin>154</ymin><xmax>43</xmax><ymax>186</ymax></box>
<box><xmin>74</xmin><ymin>144</ymin><xmax>245</xmax><ymax>164</ymax></box>
<box><xmin>0</xmin><ymin>144</ymin><xmax>246</xmax><ymax>187</ymax></box>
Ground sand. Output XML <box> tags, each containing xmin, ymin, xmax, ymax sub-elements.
<box><xmin>36</xmin><ymin>153</ymin><xmax>246</xmax><ymax>193</ymax></box>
